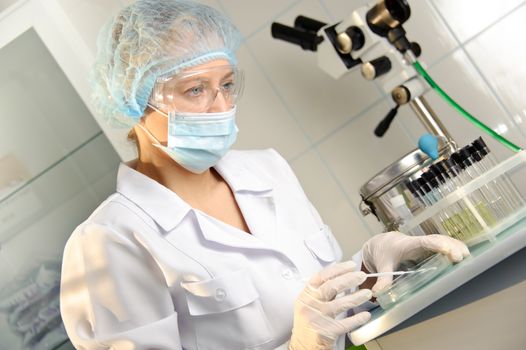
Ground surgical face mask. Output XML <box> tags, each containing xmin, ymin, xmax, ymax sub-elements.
<box><xmin>140</xmin><ymin>106</ymin><xmax>238</xmax><ymax>174</ymax></box>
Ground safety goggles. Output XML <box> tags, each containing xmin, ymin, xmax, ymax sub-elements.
<box><xmin>150</xmin><ymin>65</ymin><xmax>244</xmax><ymax>114</ymax></box>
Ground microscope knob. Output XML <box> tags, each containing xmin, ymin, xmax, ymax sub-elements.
<box><xmin>336</xmin><ymin>26</ymin><xmax>365</xmax><ymax>54</ymax></box>
<box><xmin>361</xmin><ymin>56</ymin><xmax>392</xmax><ymax>80</ymax></box>
<box><xmin>410</xmin><ymin>42</ymin><xmax>422</xmax><ymax>57</ymax></box>
<box><xmin>392</xmin><ymin>85</ymin><xmax>411</xmax><ymax>104</ymax></box>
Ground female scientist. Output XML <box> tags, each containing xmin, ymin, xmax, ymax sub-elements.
<box><xmin>59</xmin><ymin>1</ymin><xmax>469</xmax><ymax>349</ymax></box>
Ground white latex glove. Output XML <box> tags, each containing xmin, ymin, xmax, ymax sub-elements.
<box><xmin>289</xmin><ymin>261</ymin><xmax>373</xmax><ymax>350</ymax></box>
<box><xmin>362</xmin><ymin>231</ymin><xmax>470</xmax><ymax>294</ymax></box>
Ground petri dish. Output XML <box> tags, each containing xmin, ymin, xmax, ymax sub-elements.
<box><xmin>375</xmin><ymin>253</ymin><xmax>452</xmax><ymax>309</ymax></box>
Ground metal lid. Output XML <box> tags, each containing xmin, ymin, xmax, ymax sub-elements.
<box><xmin>360</xmin><ymin>141</ymin><xmax>451</xmax><ymax>200</ymax></box>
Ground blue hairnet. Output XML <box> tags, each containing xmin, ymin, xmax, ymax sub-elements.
<box><xmin>90</xmin><ymin>0</ymin><xmax>243</xmax><ymax>127</ymax></box>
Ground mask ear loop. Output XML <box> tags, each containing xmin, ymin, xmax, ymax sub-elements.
<box><xmin>137</xmin><ymin>104</ymin><xmax>167</xmax><ymax>147</ymax></box>
<box><xmin>135</xmin><ymin>122</ymin><xmax>180</xmax><ymax>168</ymax></box>
<box><xmin>147</xmin><ymin>102</ymin><xmax>169</xmax><ymax>118</ymax></box>
<box><xmin>136</xmin><ymin>123</ymin><xmax>162</xmax><ymax>145</ymax></box>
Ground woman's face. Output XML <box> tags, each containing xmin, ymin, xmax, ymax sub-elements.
<box><xmin>144</xmin><ymin>59</ymin><xmax>236</xmax><ymax>145</ymax></box>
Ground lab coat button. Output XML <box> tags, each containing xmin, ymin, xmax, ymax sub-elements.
<box><xmin>215</xmin><ymin>288</ymin><xmax>226</xmax><ymax>301</ymax></box>
<box><xmin>281</xmin><ymin>268</ymin><xmax>294</xmax><ymax>280</ymax></box>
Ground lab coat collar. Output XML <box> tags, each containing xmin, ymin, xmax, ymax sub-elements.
<box><xmin>214</xmin><ymin>151</ymin><xmax>274</xmax><ymax>194</ymax></box>
<box><xmin>115</xmin><ymin>153</ymin><xmax>274</xmax><ymax>234</ymax></box>
<box><xmin>194</xmin><ymin>212</ymin><xmax>274</xmax><ymax>251</ymax></box>
<box><xmin>202</xmin><ymin>151</ymin><xmax>278</xmax><ymax>249</ymax></box>
<box><xmin>116</xmin><ymin>163</ymin><xmax>192</xmax><ymax>232</ymax></box>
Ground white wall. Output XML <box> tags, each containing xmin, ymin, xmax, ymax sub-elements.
<box><xmin>0</xmin><ymin>17</ymin><xmax>120</xmax><ymax>347</ymax></box>
<box><xmin>42</xmin><ymin>0</ymin><xmax>526</xmax><ymax>349</ymax></box>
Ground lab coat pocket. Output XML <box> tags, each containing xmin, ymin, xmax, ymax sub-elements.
<box><xmin>181</xmin><ymin>269</ymin><xmax>273</xmax><ymax>350</ymax></box>
<box><xmin>304</xmin><ymin>225</ymin><xmax>342</xmax><ymax>265</ymax></box>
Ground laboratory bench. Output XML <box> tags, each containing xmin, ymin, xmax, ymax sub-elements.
<box><xmin>349</xmin><ymin>210</ymin><xmax>526</xmax><ymax>345</ymax></box>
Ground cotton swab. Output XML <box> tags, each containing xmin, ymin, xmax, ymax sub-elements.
<box><xmin>365</xmin><ymin>267</ymin><xmax>437</xmax><ymax>278</ymax></box>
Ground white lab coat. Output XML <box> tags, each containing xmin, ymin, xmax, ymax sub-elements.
<box><xmin>60</xmin><ymin>149</ymin><xmax>348</xmax><ymax>350</ymax></box>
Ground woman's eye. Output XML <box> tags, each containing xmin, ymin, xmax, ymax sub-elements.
<box><xmin>186</xmin><ymin>85</ymin><xmax>205</xmax><ymax>97</ymax></box>
<box><xmin>222</xmin><ymin>81</ymin><xmax>234</xmax><ymax>92</ymax></box>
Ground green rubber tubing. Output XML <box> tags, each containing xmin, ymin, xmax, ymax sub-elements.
<box><xmin>413</xmin><ymin>60</ymin><xmax>522</xmax><ymax>152</ymax></box>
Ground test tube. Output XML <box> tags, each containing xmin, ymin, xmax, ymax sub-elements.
<box><xmin>430</xmin><ymin>162</ymin><xmax>459</xmax><ymax>195</ymax></box>
<box><xmin>427</xmin><ymin>164</ymin><xmax>482</xmax><ymax>239</ymax></box>
<box><xmin>464</xmin><ymin>145</ymin><xmax>516</xmax><ymax>217</ymax></box>
<box><xmin>422</xmin><ymin>170</ymin><xmax>480</xmax><ymax>240</ymax></box>
<box><xmin>406</xmin><ymin>179</ymin><xmax>447</xmax><ymax>235</ymax></box>
<box><xmin>454</xmin><ymin>148</ymin><xmax>506</xmax><ymax>222</ymax></box>
<box><xmin>437</xmin><ymin>157</ymin><xmax>492</xmax><ymax>236</ymax></box>
<box><xmin>472</xmin><ymin>137</ymin><xmax>524</xmax><ymax>210</ymax></box>
<box><xmin>417</xmin><ymin>175</ymin><xmax>468</xmax><ymax>238</ymax></box>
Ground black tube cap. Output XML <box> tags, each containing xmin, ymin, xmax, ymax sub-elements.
<box><xmin>467</xmin><ymin>145</ymin><xmax>483</xmax><ymax>162</ymax></box>
<box><xmin>422</xmin><ymin>171</ymin><xmax>439</xmax><ymax>189</ymax></box>
<box><xmin>451</xmin><ymin>152</ymin><xmax>468</xmax><ymax>169</ymax></box>
<box><xmin>405</xmin><ymin>180</ymin><xmax>419</xmax><ymax>196</ymax></box>
<box><xmin>429</xmin><ymin>164</ymin><xmax>446</xmax><ymax>183</ymax></box>
<box><xmin>435</xmin><ymin>160</ymin><xmax>451</xmax><ymax>179</ymax></box>
<box><xmin>442</xmin><ymin>158</ymin><xmax>459</xmax><ymax>176</ymax></box>
<box><xmin>417</xmin><ymin>177</ymin><xmax>432</xmax><ymax>194</ymax></box>
<box><xmin>472</xmin><ymin>137</ymin><xmax>489</xmax><ymax>156</ymax></box>
<box><xmin>459</xmin><ymin>147</ymin><xmax>473</xmax><ymax>166</ymax></box>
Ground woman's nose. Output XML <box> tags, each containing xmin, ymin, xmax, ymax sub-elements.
<box><xmin>207</xmin><ymin>89</ymin><xmax>230</xmax><ymax>113</ymax></box>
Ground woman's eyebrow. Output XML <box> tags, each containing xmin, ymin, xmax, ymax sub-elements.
<box><xmin>174</xmin><ymin>70</ymin><xmax>234</xmax><ymax>87</ymax></box>
<box><xmin>176</xmin><ymin>76</ymin><xmax>207</xmax><ymax>85</ymax></box>
<box><xmin>221</xmin><ymin>71</ymin><xmax>234</xmax><ymax>80</ymax></box>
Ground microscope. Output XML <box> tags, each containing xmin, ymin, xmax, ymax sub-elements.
<box><xmin>271</xmin><ymin>0</ymin><xmax>453</xmax><ymax>143</ymax></box>
<box><xmin>271</xmin><ymin>0</ymin><xmax>524</xmax><ymax>241</ymax></box>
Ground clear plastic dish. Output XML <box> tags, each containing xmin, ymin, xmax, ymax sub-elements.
<box><xmin>375</xmin><ymin>253</ymin><xmax>452</xmax><ymax>309</ymax></box>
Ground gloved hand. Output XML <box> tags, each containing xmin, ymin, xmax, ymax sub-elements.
<box><xmin>289</xmin><ymin>261</ymin><xmax>373</xmax><ymax>350</ymax></box>
<box><xmin>362</xmin><ymin>231</ymin><xmax>470</xmax><ymax>294</ymax></box>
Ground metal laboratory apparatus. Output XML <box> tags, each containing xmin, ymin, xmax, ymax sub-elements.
<box><xmin>271</xmin><ymin>0</ymin><xmax>524</xmax><ymax>245</ymax></box>
<box><xmin>271</xmin><ymin>1</ymin><xmax>526</xmax><ymax>344</ymax></box>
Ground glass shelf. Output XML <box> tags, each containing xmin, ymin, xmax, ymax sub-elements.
<box><xmin>0</xmin><ymin>131</ymin><xmax>119</xmax><ymax>244</ymax></box>
<box><xmin>0</xmin><ymin>131</ymin><xmax>121</xmax><ymax>349</ymax></box>
<box><xmin>0</xmin><ymin>131</ymin><xmax>103</xmax><ymax>206</ymax></box>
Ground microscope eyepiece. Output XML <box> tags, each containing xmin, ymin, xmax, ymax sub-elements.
<box><xmin>366</xmin><ymin>0</ymin><xmax>411</xmax><ymax>37</ymax></box>
<box><xmin>385</xmin><ymin>0</ymin><xmax>411</xmax><ymax>23</ymax></box>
